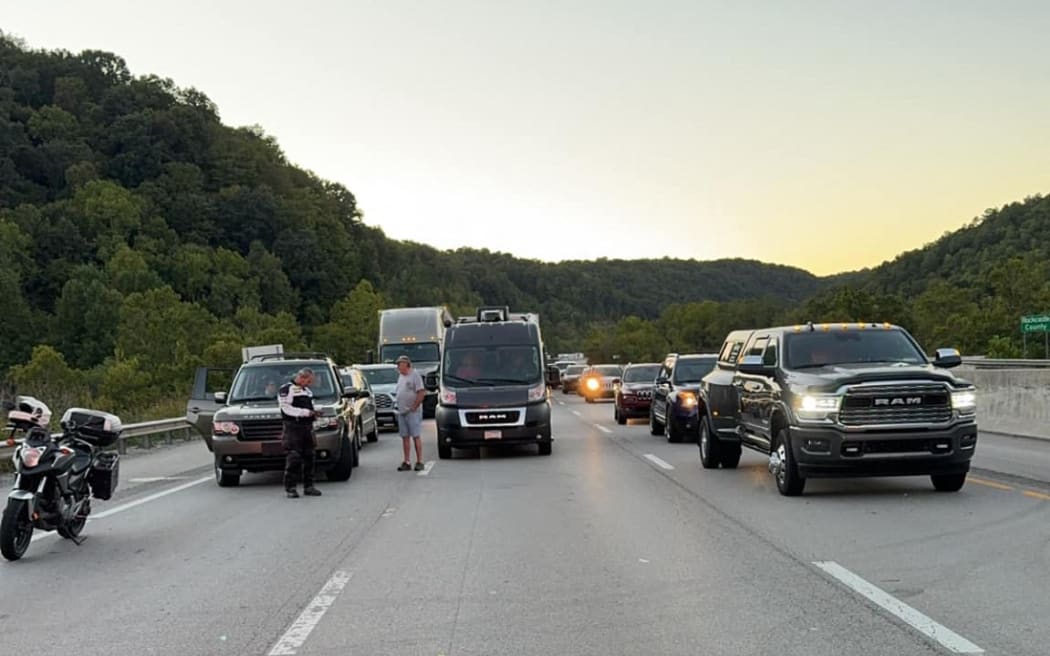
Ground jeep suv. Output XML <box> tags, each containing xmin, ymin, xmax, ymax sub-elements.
<box><xmin>187</xmin><ymin>353</ymin><xmax>367</xmax><ymax>487</ymax></box>
<box><xmin>650</xmin><ymin>353</ymin><xmax>718</xmax><ymax>442</ymax></box>
<box><xmin>699</xmin><ymin>323</ymin><xmax>977</xmax><ymax>496</ymax></box>
<box><xmin>614</xmin><ymin>362</ymin><xmax>661</xmax><ymax>424</ymax></box>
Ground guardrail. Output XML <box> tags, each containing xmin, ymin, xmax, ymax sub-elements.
<box><xmin>961</xmin><ymin>358</ymin><xmax>1050</xmax><ymax>369</ymax></box>
<box><xmin>1</xmin><ymin>417</ymin><xmax>195</xmax><ymax>457</ymax></box>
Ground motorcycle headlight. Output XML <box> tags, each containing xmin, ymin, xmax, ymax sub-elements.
<box><xmin>22</xmin><ymin>446</ymin><xmax>44</xmax><ymax>468</ymax></box>
<box><xmin>796</xmin><ymin>394</ymin><xmax>841</xmax><ymax>421</ymax></box>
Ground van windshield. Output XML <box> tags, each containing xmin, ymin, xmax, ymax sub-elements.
<box><xmin>380</xmin><ymin>343</ymin><xmax>440</xmax><ymax>363</ymax></box>
<box><xmin>443</xmin><ymin>346</ymin><xmax>542</xmax><ymax>386</ymax></box>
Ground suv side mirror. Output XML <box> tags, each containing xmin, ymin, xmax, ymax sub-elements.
<box><xmin>424</xmin><ymin>372</ymin><xmax>439</xmax><ymax>392</ymax></box>
<box><xmin>342</xmin><ymin>386</ymin><xmax>359</xmax><ymax>399</ymax></box>
<box><xmin>214</xmin><ymin>391</ymin><xmax>227</xmax><ymax>404</ymax></box>
<box><xmin>737</xmin><ymin>355</ymin><xmax>775</xmax><ymax>377</ymax></box>
<box><xmin>933</xmin><ymin>348</ymin><xmax>962</xmax><ymax>369</ymax></box>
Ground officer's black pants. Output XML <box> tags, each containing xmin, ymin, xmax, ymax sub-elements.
<box><xmin>283</xmin><ymin>423</ymin><xmax>316</xmax><ymax>490</ymax></box>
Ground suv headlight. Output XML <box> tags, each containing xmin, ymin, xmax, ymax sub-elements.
<box><xmin>313</xmin><ymin>416</ymin><xmax>339</xmax><ymax>431</ymax></box>
<box><xmin>678</xmin><ymin>391</ymin><xmax>697</xmax><ymax>408</ymax></box>
<box><xmin>528</xmin><ymin>383</ymin><xmax>546</xmax><ymax>402</ymax></box>
<box><xmin>213</xmin><ymin>421</ymin><xmax>240</xmax><ymax>435</ymax></box>
<box><xmin>951</xmin><ymin>389</ymin><xmax>977</xmax><ymax>415</ymax></box>
<box><xmin>796</xmin><ymin>394</ymin><xmax>841</xmax><ymax>421</ymax></box>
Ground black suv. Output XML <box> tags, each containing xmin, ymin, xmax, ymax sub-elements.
<box><xmin>187</xmin><ymin>353</ymin><xmax>367</xmax><ymax>487</ymax></box>
<box><xmin>698</xmin><ymin>323</ymin><xmax>978</xmax><ymax>496</ymax></box>
<box><xmin>649</xmin><ymin>353</ymin><xmax>718</xmax><ymax>443</ymax></box>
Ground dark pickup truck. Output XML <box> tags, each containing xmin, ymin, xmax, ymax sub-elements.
<box><xmin>698</xmin><ymin>323</ymin><xmax>978</xmax><ymax>496</ymax></box>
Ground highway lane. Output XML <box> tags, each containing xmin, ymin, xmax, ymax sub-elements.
<box><xmin>564</xmin><ymin>395</ymin><xmax>1050</xmax><ymax>656</ymax></box>
<box><xmin>0</xmin><ymin>400</ymin><xmax>1045</xmax><ymax>655</ymax></box>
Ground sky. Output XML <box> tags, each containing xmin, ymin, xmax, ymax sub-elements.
<box><xmin>4</xmin><ymin>1</ymin><xmax>1049</xmax><ymax>275</ymax></box>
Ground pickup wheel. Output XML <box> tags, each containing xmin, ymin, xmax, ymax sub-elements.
<box><xmin>719</xmin><ymin>444</ymin><xmax>742</xmax><ymax>469</ymax></box>
<box><xmin>931</xmin><ymin>473</ymin><xmax>967</xmax><ymax>492</ymax></box>
<box><xmin>771</xmin><ymin>429</ymin><xmax>805</xmax><ymax>496</ymax></box>
<box><xmin>649</xmin><ymin>407</ymin><xmax>664</xmax><ymax>436</ymax></box>
<box><xmin>699</xmin><ymin>417</ymin><xmax>720</xmax><ymax>469</ymax></box>
<box><xmin>366</xmin><ymin>422</ymin><xmax>378</xmax><ymax>443</ymax></box>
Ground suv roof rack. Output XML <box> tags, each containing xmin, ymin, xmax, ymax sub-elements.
<box><xmin>249</xmin><ymin>351</ymin><xmax>331</xmax><ymax>362</ymax></box>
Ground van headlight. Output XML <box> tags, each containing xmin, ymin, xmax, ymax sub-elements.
<box><xmin>951</xmin><ymin>389</ymin><xmax>977</xmax><ymax>415</ymax></box>
<box><xmin>528</xmin><ymin>383</ymin><xmax>547</xmax><ymax>402</ymax></box>
<box><xmin>796</xmin><ymin>394</ymin><xmax>841</xmax><ymax>421</ymax></box>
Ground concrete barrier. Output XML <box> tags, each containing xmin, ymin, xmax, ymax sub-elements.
<box><xmin>959</xmin><ymin>366</ymin><xmax>1050</xmax><ymax>440</ymax></box>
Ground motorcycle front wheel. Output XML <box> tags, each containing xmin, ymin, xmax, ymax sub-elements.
<box><xmin>1</xmin><ymin>499</ymin><xmax>34</xmax><ymax>561</ymax></box>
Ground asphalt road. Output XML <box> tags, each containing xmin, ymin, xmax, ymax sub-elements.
<box><xmin>1</xmin><ymin>397</ymin><xmax>1047</xmax><ymax>656</ymax></box>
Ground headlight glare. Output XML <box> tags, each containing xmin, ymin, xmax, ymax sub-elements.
<box><xmin>951</xmin><ymin>390</ymin><xmax>977</xmax><ymax>413</ymax></box>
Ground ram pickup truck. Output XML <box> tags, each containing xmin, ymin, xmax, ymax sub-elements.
<box><xmin>698</xmin><ymin>323</ymin><xmax>977</xmax><ymax>496</ymax></box>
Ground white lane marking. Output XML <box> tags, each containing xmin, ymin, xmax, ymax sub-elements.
<box><xmin>557</xmin><ymin>400</ymin><xmax>565</xmax><ymax>406</ymax></box>
<box><xmin>595</xmin><ymin>425</ymin><xmax>612</xmax><ymax>434</ymax></box>
<box><xmin>381</xmin><ymin>507</ymin><xmax>397</xmax><ymax>518</ymax></box>
<box><xmin>417</xmin><ymin>461</ymin><xmax>435</xmax><ymax>476</ymax></box>
<box><xmin>268</xmin><ymin>570</ymin><xmax>353</xmax><ymax>655</ymax></box>
<box><xmin>92</xmin><ymin>476</ymin><xmax>211</xmax><ymax>519</ymax></box>
<box><xmin>572</xmin><ymin>410</ymin><xmax>582</xmax><ymax>417</ymax></box>
<box><xmin>28</xmin><ymin>475</ymin><xmax>211</xmax><ymax>542</ymax></box>
<box><xmin>129</xmin><ymin>476</ymin><xmax>188</xmax><ymax>483</ymax></box>
<box><xmin>643</xmin><ymin>454</ymin><xmax>675</xmax><ymax>470</ymax></box>
<box><xmin>813</xmin><ymin>561</ymin><xmax>984</xmax><ymax>654</ymax></box>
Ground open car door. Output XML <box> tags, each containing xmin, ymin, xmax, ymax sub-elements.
<box><xmin>187</xmin><ymin>367</ymin><xmax>234</xmax><ymax>451</ymax></box>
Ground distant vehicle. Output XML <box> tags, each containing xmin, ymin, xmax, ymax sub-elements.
<box><xmin>433</xmin><ymin>306</ymin><xmax>558</xmax><ymax>458</ymax></box>
<box><xmin>557</xmin><ymin>352</ymin><xmax>587</xmax><ymax>364</ymax></box>
<box><xmin>579</xmin><ymin>364</ymin><xmax>623</xmax><ymax>402</ymax></box>
<box><xmin>187</xmin><ymin>352</ymin><xmax>367</xmax><ymax>487</ymax></box>
<box><xmin>614</xmin><ymin>362</ymin><xmax>662</xmax><ymax>424</ymax></box>
<box><xmin>241</xmin><ymin>344</ymin><xmax>283</xmax><ymax>363</ymax></box>
<box><xmin>351</xmin><ymin>364</ymin><xmax>399</xmax><ymax>433</ymax></box>
<box><xmin>560</xmin><ymin>364</ymin><xmax>587</xmax><ymax>394</ymax></box>
<box><xmin>339</xmin><ymin>367</ymin><xmax>379</xmax><ymax>443</ymax></box>
<box><xmin>378</xmin><ymin>307</ymin><xmax>454</xmax><ymax>418</ymax></box>
<box><xmin>699</xmin><ymin>323</ymin><xmax>977</xmax><ymax>496</ymax></box>
<box><xmin>650</xmin><ymin>353</ymin><xmax>718</xmax><ymax>443</ymax></box>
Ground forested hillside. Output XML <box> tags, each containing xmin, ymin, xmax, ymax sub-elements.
<box><xmin>0</xmin><ymin>34</ymin><xmax>824</xmax><ymax>418</ymax></box>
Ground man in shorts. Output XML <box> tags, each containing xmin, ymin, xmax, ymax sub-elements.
<box><xmin>395</xmin><ymin>355</ymin><xmax>426</xmax><ymax>471</ymax></box>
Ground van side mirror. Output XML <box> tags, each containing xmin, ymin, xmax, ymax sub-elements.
<box><xmin>933</xmin><ymin>348</ymin><xmax>962</xmax><ymax>369</ymax></box>
<box><xmin>545</xmin><ymin>366</ymin><xmax>561</xmax><ymax>387</ymax></box>
<box><xmin>738</xmin><ymin>355</ymin><xmax>775</xmax><ymax>377</ymax></box>
<box><xmin>424</xmin><ymin>372</ymin><xmax>439</xmax><ymax>392</ymax></box>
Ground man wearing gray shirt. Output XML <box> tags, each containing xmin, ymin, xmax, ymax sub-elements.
<box><xmin>395</xmin><ymin>355</ymin><xmax>426</xmax><ymax>471</ymax></box>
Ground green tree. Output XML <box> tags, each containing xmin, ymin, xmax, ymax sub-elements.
<box><xmin>106</xmin><ymin>245</ymin><xmax>164</xmax><ymax>295</ymax></box>
<box><xmin>7</xmin><ymin>345</ymin><xmax>91</xmax><ymax>420</ymax></box>
<box><xmin>312</xmin><ymin>279</ymin><xmax>384</xmax><ymax>364</ymax></box>
<box><xmin>53</xmin><ymin>266</ymin><xmax>124</xmax><ymax>369</ymax></box>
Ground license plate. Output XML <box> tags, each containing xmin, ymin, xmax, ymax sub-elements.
<box><xmin>484</xmin><ymin>430</ymin><xmax>502</xmax><ymax>440</ymax></box>
<box><xmin>262</xmin><ymin>442</ymin><xmax>284</xmax><ymax>455</ymax></box>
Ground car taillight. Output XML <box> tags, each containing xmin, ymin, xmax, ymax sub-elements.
<box><xmin>22</xmin><ymin>446</ymin><xmax>43</xmax><ymax>468</ymax></box>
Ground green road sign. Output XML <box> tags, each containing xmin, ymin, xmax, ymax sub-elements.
<box><xmin>1021</xmin><ymin>314</ymin><xmax>1050</xmax><ymax>333</ymax></box>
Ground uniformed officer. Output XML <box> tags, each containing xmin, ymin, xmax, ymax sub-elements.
<box><xmin>279</xmin><ymin>368</ymin><xmax>322</xmax><ymax>498</ymax></box>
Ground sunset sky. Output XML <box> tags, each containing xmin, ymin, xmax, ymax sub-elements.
<box><xmin>5</xmin><ymin>1</ymin><xmax>1049</xmax><ymax>275</ymax></box>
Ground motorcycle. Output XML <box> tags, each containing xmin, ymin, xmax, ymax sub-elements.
<box><xmin>2</xmin><ymin>399</ymin><xmax>121</xmax><ymax>561</ymax></box>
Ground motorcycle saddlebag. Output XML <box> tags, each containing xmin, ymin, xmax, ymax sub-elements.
<box><xmin>89</xmin><ymin>452</ymin><xmax>120</xmax><ymax>500</ymax></box>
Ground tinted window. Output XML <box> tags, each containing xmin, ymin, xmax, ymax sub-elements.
<box><xmin>565</xmin><ymin>365</ymin><xmax>586</xmax><ymax>376</ymax></box>
<box><xmin>443</xmin><ymin>345</ymin><xmax>541</xmax><ymax>386</ymax></box>
<box><xmin>784</xmin><ymin>330</ymin><xmax>926</xmax><ymax>369</ymax></box>
<box><xmin>623</xmin><ymin>365</ymin><xmax>660</xmax><ymax>383</ymax></box>
<box><xmin>673</xmin><ymin>358</ymin><xmax>716</xmax><ymax>383</ymax></box>
<box><xmin>592</xmin><ymin>365</ymin><xmax>623</xmax><ymax>376</ymax></box>
<box><xmin>747</xmin><ymin>337</ymin><xmax>769</xmax><ymax>357</ymax></box>
<box><xmin>230</xmin><ymin>363</ymin><xmax>337</xmax><ymax>403</ymax></box>
<box><xmin>763</xmin><ymin>341</ymin><xmax>778</xmax><ymax>366</ymax></box>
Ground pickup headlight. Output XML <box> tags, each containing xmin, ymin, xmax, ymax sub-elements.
<box><xmin>796</xmin><ymin>394</ymin><xmax>841</xmax><ymax>421</ymax></box>
<box><xmin>951</xmin><ymin>389</ymin><xmax>977</xmax><ymax>415</ymax></box>
<box><xmin>528</xmin><ymin>383</ymin><xmax>547</xmax><ymax>402</ymax></box>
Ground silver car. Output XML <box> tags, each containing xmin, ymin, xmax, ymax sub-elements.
<box><xmin>353</xmin><ymin>364</ymin><xmax>400</xmax><ymax>432</ymax></box>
